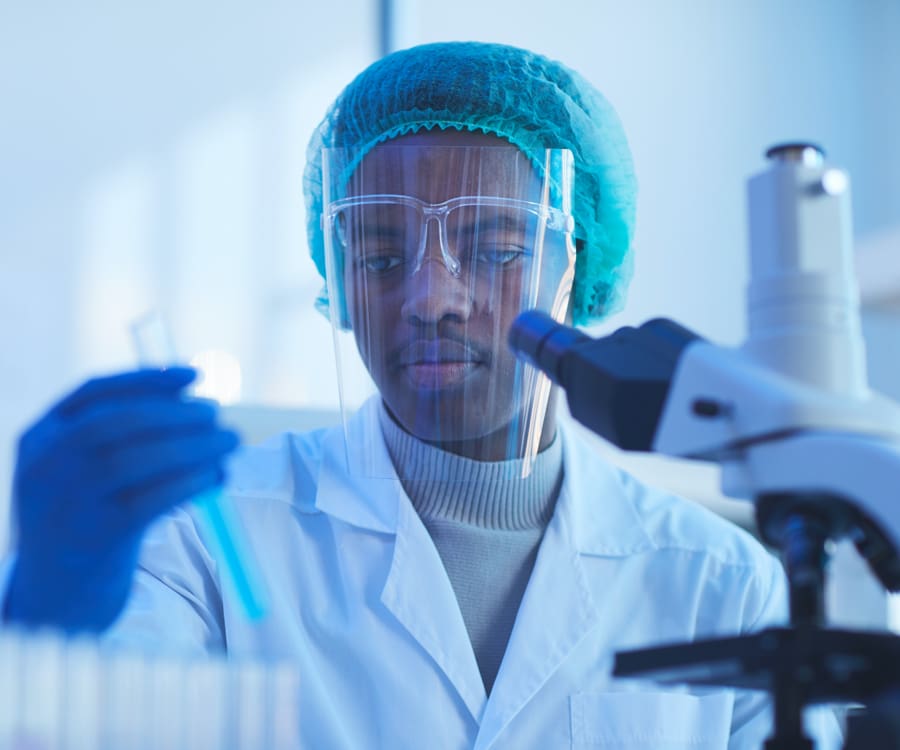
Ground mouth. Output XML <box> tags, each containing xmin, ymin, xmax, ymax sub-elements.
<box><xmin>403</xmin><ymin>360</ymin><xmax>482</xmax><ymax>388</ymax></box>
<box><xmin>396</xmin><ymin>340</ymin><xmax>485</xmax><ymax>388</ymax></box>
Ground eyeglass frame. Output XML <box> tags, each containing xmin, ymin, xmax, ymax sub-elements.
<box><xmin>323</xmin><ymin>193</ymin><xmax>575</xmax><ymax>278</ymax></box>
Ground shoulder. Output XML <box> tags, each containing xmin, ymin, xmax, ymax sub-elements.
<box><xmin>222</xmin><ymin>397</ymin><xmax>389</xmax><ymax>517</ymax></box>
<box><xmin>621</xmin><ymin>465</ymin><xmax>771</xmax><ymax>571</ymax></box>
<box><xmin>224</xmin><ymin>425</ymin><xmax>333</xmax><ymax>512</ymax></box>
<box><xmin>560</xmin><ymin>424</ymin><xmax>786</xmax><ymax>629</ymax></box>
<box><xmin>561</xmin><ymin>424</ymin><xmax>767</xmax><ymax>564</ymax></box>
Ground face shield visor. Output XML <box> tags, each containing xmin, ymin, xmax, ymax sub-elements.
<box><xmin>322</xmin><ymin>144</ymin><xmax>576</xmax><ymax>479</ymax></box>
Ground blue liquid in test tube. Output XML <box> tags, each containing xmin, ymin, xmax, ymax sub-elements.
<box><xmin>130</xmin><ymin>312</ymin><xmax>268</xmax><ymax>621</ymax></box>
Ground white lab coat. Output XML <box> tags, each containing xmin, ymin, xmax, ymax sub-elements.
<box><xmin>106</xmin><ymin>397</ymin><xmax>841</xmax><ymax>749</ymax></box>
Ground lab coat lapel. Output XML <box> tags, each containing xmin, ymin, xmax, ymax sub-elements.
<box><xmin>473</xmin><ymin>427</ymin><xmax>654</xmax><ymax>750</ymax></box>
<box><xmin>473</xmin><ymin>482</ymin><xmax>600</xmax><ymax>750</ymax></box>
<box><xmin>315</xmin><ymin>399</ymin><xmax>488</xmax><ymax>725</ymax></box>
<box><xmin>381</xmin><ymin>497</ymin><xmax>488</xmax><ymax>725</ymax></box>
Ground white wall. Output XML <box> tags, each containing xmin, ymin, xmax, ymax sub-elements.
<box><xmin>2</xmin><ymin>2</ymin><xmax>899</xmax><ymax>556</ymax></box>
<box><xmin>402</xmin><ymin>0</ymin><xmax>899</xmax><ymax>338</ymax></box>
<box><xmin>0</xmin><ymin>2</ymin><xmax>376</xmax><ymax>550</ymax></box>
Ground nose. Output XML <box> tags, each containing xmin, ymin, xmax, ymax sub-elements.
<box><xmin>401</xmin><ymin>236</ymin><xmax>473</xmax><ymax>325</ymax></box>
<box><xmin>412</xmin><ymin>214</ymin><xmax>461</xmax><ymax>277</ymax></box>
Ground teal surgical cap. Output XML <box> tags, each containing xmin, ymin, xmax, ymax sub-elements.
<box><xmin>303</xmin><ymin>41</ymin><xmax>637</xmax><ymax>326</ymax></box>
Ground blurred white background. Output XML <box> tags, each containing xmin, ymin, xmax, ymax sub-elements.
<box><xmin>2</xmin><ymin>1</ymin><xmax>899</xmax><ymax>565</ymax></box>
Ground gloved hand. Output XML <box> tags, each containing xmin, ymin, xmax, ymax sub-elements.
<box><xmin>4</xmin><ymin>367</ymin><xmax>240</xmax><ymax>633</ymax></box>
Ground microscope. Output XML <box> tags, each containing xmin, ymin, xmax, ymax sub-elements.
<box><xmin>510</xmin><ymin>144</ymin><xmax>900</xmax><ymax>749</ymax></box>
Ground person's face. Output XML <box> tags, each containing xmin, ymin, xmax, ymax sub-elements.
<box><xmin>342</xmin><ymin>130</ymin><xmax>571</xmax><ymax>460</ymax></box>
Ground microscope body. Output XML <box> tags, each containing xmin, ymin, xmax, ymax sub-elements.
<box><xmin>510</xmin><ymin>144</ymin><xmax>900</xmax><ymax>748</ymax></box>
<box><xmin>512</xmin><ymin>144</ymin><xmax>900</xmax><ymax>591</ymax></box>
<box><xmin>655</xmin><ymin>144</ymin><xmax>900</xmax><ymax>591</ymax></box>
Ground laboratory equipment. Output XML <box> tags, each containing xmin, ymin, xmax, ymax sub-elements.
<box><xmin>0</xmin><ymin>628</ymin><xmax>299</xmax><ymax>749</ymax></box>
<box><xmin>130</xmin><ymin>312</ymin><xmax>268</xmax><ymax>621</ymax></box>
<box><xmin>510</xmin><ymin>144</ymin><xmax>900</xmax><ymax>748</ymax></box>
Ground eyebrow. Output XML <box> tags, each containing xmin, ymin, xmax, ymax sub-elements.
<box><xmin>364</xmin><ymin>224</ymin><xmax>406</xmax><ymax>236</ymax></box>
<box><xmin>457</xmin><ymin>212</ymin><xmax>530</xmax><ymax>234</ymax></box>
<box><xmin>345</xmin><ymin>215</ymin><xmax>409</xmax><ymax>238</ymax></box>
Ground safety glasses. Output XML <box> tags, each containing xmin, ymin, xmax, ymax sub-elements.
<box><xmin>326</xmin><ymin>194</ymin><xmax>574</xmax><ymax>278</ymax></box>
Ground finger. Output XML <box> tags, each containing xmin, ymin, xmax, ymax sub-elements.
<box><xmin>100</xmin><ymin>429</ymin><xmax>240</xmax><ymax>498</ymax></box>
<box><xmin>126</xmin><ymin>466</ymin><xmax>227</xmax><ymax>528</ymax></box>
<box><xmin>53</xmin><ymin>368</ymin><xmax>198</xmax><ymax>418</ymax></box>
<box><xmin>14</xmin><ymin>413</ymin><xmax>236</xmax><ymax>502</ymax></box>
<box><xmin>15</xmin><ymin>414</ymin><xmax>88</xmax><ymax>484</ymax></box>
<box><xmin>67</xmin><ymin>398</ymin><xmax>220</xmax><ymax>449</ymax></box>
<box><xmin>15</xmin><ymin>393</ymin><xmax>215</xmax><ymax>480</ymax></box>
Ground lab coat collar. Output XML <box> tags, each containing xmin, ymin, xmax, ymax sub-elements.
<box><xmin>313</xmin><ymin>397</ymin><xmax>402</xmax><ymax>535</ymax></box>
<box><xmin>313</xmin><ymin>401</ymin><xmax>654</xmax><ymax>556</ymax></box>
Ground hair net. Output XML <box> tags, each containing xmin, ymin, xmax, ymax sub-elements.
<box><xmin>303</xmin><ymin>41</ymin><xmax>637</xmax><ymax>326</ymax></box>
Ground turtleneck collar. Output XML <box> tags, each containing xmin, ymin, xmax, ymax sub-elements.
<box><xmin>377</xmin><ymin>402</ymin><xmax>563</xmax><ymax>530</ymax></box>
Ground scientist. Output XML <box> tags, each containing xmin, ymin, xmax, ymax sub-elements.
<box><xmin>4</xmin><ymin>42</ymin><xmax>839</xmax><ymax>749</ymax></box>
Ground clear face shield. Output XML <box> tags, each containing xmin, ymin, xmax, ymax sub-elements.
<box><xmin>322</xmin><ymin>143</ymin><xmax>576</xmax><ymax>478</ymax></box>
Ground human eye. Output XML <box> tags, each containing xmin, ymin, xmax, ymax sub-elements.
<box><xmin>454</xmin><ymin>207</ymin><xmax>536</xmax><ymax>268</ymax></box>
<box><xmin>474</xmin><ymin>245</ymin><xmax>530</xmax><ymax>267</ymax></box>
<box><xmin>358</xmin><ymin>254</ymin><xmax>404</xmax><ymax>274</ymax></box>
<box><xmin>351</xmin><ymin>223</ymin><xmax>408</xmax><ymax>274</ymax></box>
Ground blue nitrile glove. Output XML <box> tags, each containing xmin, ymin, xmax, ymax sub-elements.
<box><xmin>4</xmin><ymin>367</ymin><xmax>240</xmax><ymax>633</ymax></box>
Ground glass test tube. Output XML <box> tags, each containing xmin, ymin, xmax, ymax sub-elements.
<box><xmin>130</xmin><ymin>311</ymin><xmax>268</xmax><ymax>621</ymax></box>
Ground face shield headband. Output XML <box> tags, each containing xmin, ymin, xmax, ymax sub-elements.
<box><xmin>321</xmin><ymin>144</ymin><xmax>576</xmax><ymax>479</ymax></box>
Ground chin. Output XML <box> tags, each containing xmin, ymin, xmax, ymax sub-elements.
<box><xmin>388</xmin><ymin>401</ymin><xmax>518</xmax><ymax>443</ymax></box>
